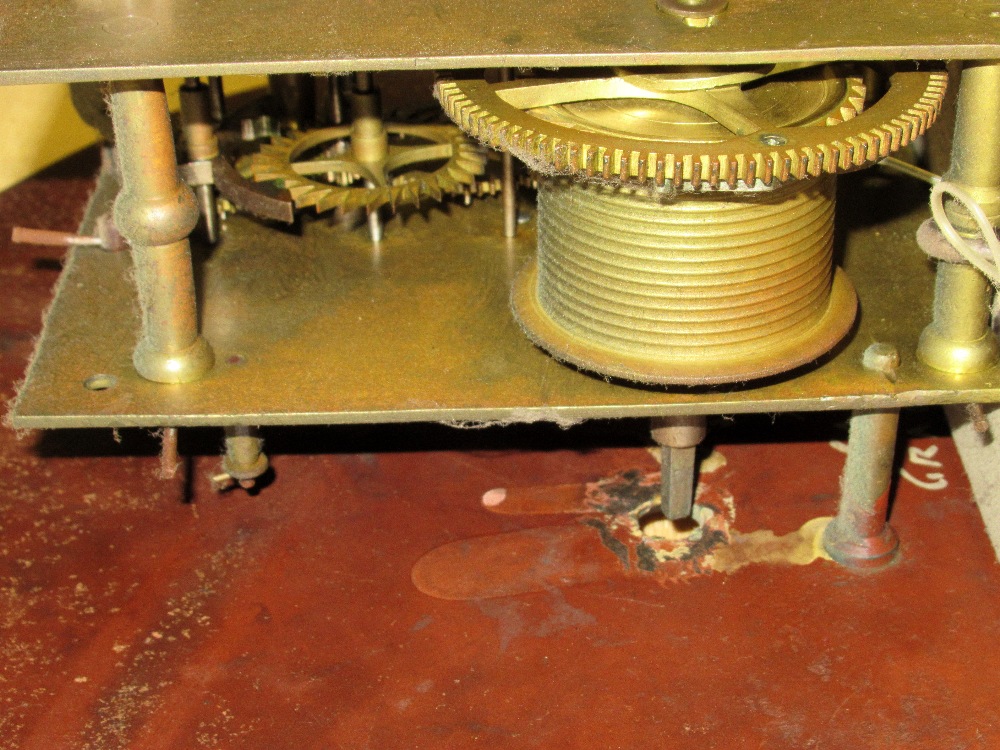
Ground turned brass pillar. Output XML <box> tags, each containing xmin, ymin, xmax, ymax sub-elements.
<box><xmin>918</xmin><ymin>61</ymin><xmax>1000</xmax><ymax>374</ymax></box>
<box><xmin>109</xmin><ymin>80</ymin><xmax>214</xmax><ymax>383</ymax></box>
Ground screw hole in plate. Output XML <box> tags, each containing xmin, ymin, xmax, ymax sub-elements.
<box><xmin>83</xmin><ymin>374</ymin><xmax>117</xmax><ymax>391</ymax></box>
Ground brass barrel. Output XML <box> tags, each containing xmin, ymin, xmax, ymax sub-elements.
<box><xmin>512</xmin><ymin>176</ymin><xmax>857</xmax><ymax>384</ymax></box>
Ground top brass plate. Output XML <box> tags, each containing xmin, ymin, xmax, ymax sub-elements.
<box><xmin>10</xmin><ymin>172</ymin><xmax>1000</xmax><ymax>429</ymax></box>
<box><xmin>0</xmin><ymin>0</ymin><xmax>998</xmax><ymax>85</ymax></box>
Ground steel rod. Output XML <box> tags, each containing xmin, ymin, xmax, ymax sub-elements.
<box><xmin>158</xmin><ymin>427</ymin><xmax>180</xmax><ymax>480</ymax></box>
<box><xmin>822</xmin><ymin>408</ymin><xmax>900</xmax><ymax>568</ymax></box>
<box><xmin>500</xmin><ymin>68</ymin><xmax>518</xmax><ymax>238</ymax></box>
<box><xmin>652</xmin><ymin>415</ymin><xmax>706</xmax><ymax>521</ymax></box>
<box><xmin>207</xmin><ymin>76</ymin><xmax>225</xmax><ymax>123</ymax></box>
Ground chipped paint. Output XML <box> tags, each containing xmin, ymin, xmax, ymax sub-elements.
<box><xmin>581</xmin><ymin>517</ymin><xmax>630</xmax><ymax>570</ymax></box>
<box><xmin>699</xmin><ymin>449</ymin><xmax>728</xmax><ymax>474</ymax></box>
<box><xmin>482</xmin><ymin>488</ymin><xmax>506</xmax><ymax>507</ymax></box>
<box><xmin>580</xmin><ymin>470</ymin><xmax>738</xmax><ymax>580</ymax></box>
<box><xmin>423</xmin><ymin>460</ymin><xmax>843</xmax><ymax>600</ymax></box>
<box><xmin>708</xmin><ymin>516</ymin><xmax>833</xmax><ymax>574</ymax></box>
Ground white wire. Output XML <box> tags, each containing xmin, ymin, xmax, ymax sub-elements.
<box><xmin>929</xmin><ymin>180</ymin><xmax>1000</xmax><ymax>287</ymax></box>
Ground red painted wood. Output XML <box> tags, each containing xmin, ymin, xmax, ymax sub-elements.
<box><xmin>0</xmin><ymin>150</ymin><xmax>995</xmax><ymax>749</ymax></box>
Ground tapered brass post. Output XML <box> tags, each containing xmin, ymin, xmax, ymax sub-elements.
<box><xmin>109</xmin><ymin>80</ymin><xmax>214</xmax><ymax>384</ymax></box>
<box><xmin>823</xmin><ymin>409</ymin><xmax>900</xmax><ymax>568</ymax></box>
<box><xmin>918</xmin><ymin>60</ymin><xmax>1000</xmax><ymax>374</ymax></box>
<box><xmin>918</xmin><ymin>263</ymin><xmax>999</xmax><ymax>373</ymax></box>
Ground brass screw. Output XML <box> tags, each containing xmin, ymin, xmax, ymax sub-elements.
<box><xmin>862</xmin><ymin>342</ymin><xmax>900</xmax><ymax>381</ymax></box>
<box><xmin>759</xmin><ymin>133</ymin><xmax>788</xmax><ymax>147</ymax></box>
<box><xmin>966</xmin><ymin>403</ymin><xmax>991</xmax><ymax>434</ymax></box>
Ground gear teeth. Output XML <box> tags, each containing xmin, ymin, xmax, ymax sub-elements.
<box><xmin>671</xmin><ymin>159</ymin><xmax>683</xmax><ymax>189</ymax></box>
<box><xmin>725</xmin><ymin>158</ymin><xmax>738</xmax><ymax>189</ymax></box>
<box><xmin>286</xmin><ymin>184</ymin><xmax>317</xmax><ymax>200</ymax></box>
<box><xmin>866</xmin><ymin>130</ymin><xmax>887</xmax><ymax>159</ymax></box>
<box><xmin>707</xmin><ymin>158</ymin><xmax>720</xmax><ymax>189</ymax></box>
<box><xmin>824</xmin><ymin>79</ymin><xmax>868</xmax><ymax>126</ymax></box>
<box><xmin>778</xmin><ymin>154</ymin><xmax>791</xmax><ymax>183</ymax></box>
<box><xmin>762</xmin><ymin>156</ymin><xmax>774</xmax><ymax>186</ymax></box>
<box><xmin>426</xmin><ymin>179</ymin><xmax>443</xmax><ymax>203</ymax></box>
<box><xmin>297</xmin><ymin>188</ymin><xmax>333</xmax><ymax>209</ymax></box>
<box><xmin>341</xmin><ymin>191</ymin><xmax>367</xmax><ymax>213</ymax></box>
<box><xmin>315</xmin><ymin>189</ymin><xmax>348</xmax><ymax>213</ymax></box>
<box><xmin>437</xmin><ymin>173</ymin><xmax>459</xmax><ymax>193</ymax></box>
<box><xmin>360</xmin><ymin>189</ymin><xmax>382</xmax><ymax>213</ymax></box>
<box><xmin>460</xmin><ymin>158</ymin><xmax>485</xmax><ymax>176</ymax></box>
<box><xmin>437</xmin><ymin>68</ymin><xmax>948</xmax><ymax>192</ymax></box>
<box><xmin>881</xmin><ymin>122</ymin><xmax>900</xmax><ymax>152</ymax></box>
<box><xmin>796</xmin><ymin>152</ymin><xmax>810</xmax><ymax>180</ymax></box>
<box><xmin>892</xmin><ymin>118</ymin><xmax>913</xmax><ymax>147</ymax></box>
<box><xmin>690</xmin><ymin>160</ymin><xmax>702</xmax><ymax>190</ymax></box>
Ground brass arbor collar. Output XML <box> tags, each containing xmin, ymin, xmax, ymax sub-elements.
<box><xmin>246</xmin><ymin>123</ymin><xmax>486</xmax><ymax>213</ymax></box>
<box><xmin>436</xmin><ymin>65</ymin><xmax>948</xmax><ymax>191</ymax></box>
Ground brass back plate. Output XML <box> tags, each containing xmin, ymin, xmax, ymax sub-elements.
<box><xmin>10</xmin><ymin>172</ymin><xmax>1000</xmax><ymax>429</ymax></box>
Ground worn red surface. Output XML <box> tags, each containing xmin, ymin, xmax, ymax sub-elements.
<box><xmin>1</xmin><ymin>151</ymin><xmax>999</xmax><ymax>749</ymax></box>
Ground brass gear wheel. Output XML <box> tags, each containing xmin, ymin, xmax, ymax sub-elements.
<box><xmin>435</xmin><ymin>64</ymin><xmax>948</xmax><ymax>190</ymax></box>
<box><xmin>246</xmin><ymin>123</ymin><xmax>487</xmax><ymax>213</ymax></box>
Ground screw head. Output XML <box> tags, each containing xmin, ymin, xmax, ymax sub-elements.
<box><xmin>862</xmin><ymin>342</ymin><xmax>901</xmax><ymax>379</ymax></box>
<box><xmin>656</xmin><ymin>0</ymin><xmax>727</xmax><ymax>23</ymax></box>
<box><xmin>759</xmin><ymin>133</ymin><xmax>788</xmax><ymax>147</ymax></box>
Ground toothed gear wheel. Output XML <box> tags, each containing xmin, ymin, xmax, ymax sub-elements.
<box><xmin>435</xmin><ymin>64</ymin><xmax>948</xmax><ymax>191</ymax></box>
<box><xmin>246</xmin><ymin>124</ymin><xmax>487</xmax><ymax>213</ymax></box>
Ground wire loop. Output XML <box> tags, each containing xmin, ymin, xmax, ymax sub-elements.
<box><xmin>929</xmin><ymin>180</ymin><xmax>1000</xmax><ymax>287</ymax></box>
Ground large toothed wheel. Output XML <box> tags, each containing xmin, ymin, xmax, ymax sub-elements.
<box><xmin>436</xmin><ymin>64</ymin><xmax>947</xmax><ymax>191</ymax></box>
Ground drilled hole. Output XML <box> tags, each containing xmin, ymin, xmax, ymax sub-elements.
<box><xmin>83</xmin><ymin>374</ymin><xmax>117</xmax><ymax>391</ymax></box>
<box><xmin>638</xmin><ymin>504</ymin><xmax>712</xmax><ymax>540</ymax></box>
<box><xmin>759</xmin><ymin>133</ymin><xmax>787</xmax><ymax>147</ymax></box>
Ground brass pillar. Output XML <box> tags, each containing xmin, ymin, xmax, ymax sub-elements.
<box><xmin>109</xmin><ymin>80</ymin><xmax>214</xmax><ymax>384</ymax></box>
<box><xmin>918</xmin><ymin>60</ymin><xmax>1000</xmax><ymax>374</ymax></box>
<box><xmin>823</xmin><ymin>409</ymin><xmax>900</xmax><ymax>569</ymax></box>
